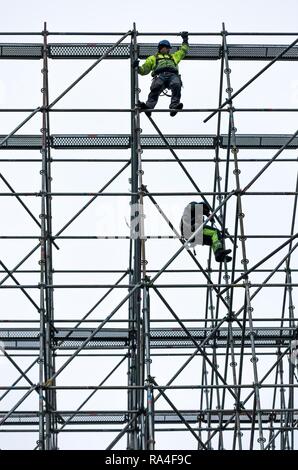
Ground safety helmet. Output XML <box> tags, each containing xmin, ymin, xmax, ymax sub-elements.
<box><xmin>158</xmin><ymin>39</ymin><xmax>172</xmax><ymax>50</ymax></box>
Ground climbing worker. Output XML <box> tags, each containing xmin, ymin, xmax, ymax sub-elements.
<box><xmin>133</xmin><ymin>31</ymin><xmax>189</xmax><ymax>117</ymax></box>
<box><xmin>180</xmin><ymin>201</ymin><xmax>232</xmax><ymax>263</ymax></box>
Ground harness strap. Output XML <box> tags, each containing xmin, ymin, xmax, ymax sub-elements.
<box><xmin>153</xmin><ymin>53</ymin><xmax>177</xmax><ymax>73</ymax></box>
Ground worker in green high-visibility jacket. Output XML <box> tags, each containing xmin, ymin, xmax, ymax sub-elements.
<box><xmin>133</xmin><ymin>32</ymin><xmax>189</xmax><ymax>117</ymax></box>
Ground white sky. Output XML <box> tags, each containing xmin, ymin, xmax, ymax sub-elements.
<box><xmin>0</xmin><ymin>0</ymin><xmax>297</xmax><ymax>450</ymax></box>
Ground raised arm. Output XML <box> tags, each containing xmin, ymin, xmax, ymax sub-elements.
<box><xmin>138</xmin><ymin>55</ymin><xmax>156</xmax><ymax>76</ymax></box>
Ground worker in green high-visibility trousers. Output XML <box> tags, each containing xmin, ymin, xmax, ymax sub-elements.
<box><xmin>180</xmin><ymin>201</ymin><xmax>232</xmax><ymax>263</ymax></box>
<box><xmin>133</xmin><ymin>32</ymin><xmax>189</xmax><ymax>117</ymax></box>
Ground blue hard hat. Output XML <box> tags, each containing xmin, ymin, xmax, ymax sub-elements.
<box><xmin>158</xmin><ymin>39</ymin><xmax>172</xmax><ymax>49</ymax></box>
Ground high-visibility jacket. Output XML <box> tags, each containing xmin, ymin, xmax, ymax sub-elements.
<box><xmin>138</xmin><ymin>42</ymin><xmax>189</xmax><ymax>76</ymax></box>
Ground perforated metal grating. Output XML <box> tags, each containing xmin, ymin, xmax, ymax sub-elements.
<box><xmin>140</xmin><ymin>135</ymin><xmax>215</xmax><ymax>149</ymax></box>
<box><xmin>138</xmin><ymin>44</ymin><xmax>221</xmax><ymax>60</ymax></box>
<box><xmin>149</xmin><ymin>327</ymin><xmax>294</xmax><ymax>348</ymax></box>
<box><xmin>221</xmin><ymin>134</ymin><xmax>298</xmax><ymax>148</ymax></box>
<box><xmin>1</xmin><ymin>410</ymin><xmax>297</xmax><ymax>426</ymax></box>
<box><xmin>51</xmin><ymin>134</ymin><xmax>130</xmax><ymax>149</ymax></box>
<box><xmin>49</xmin><ymin>43</ymin><xmax>130</xmax><ymax>59</ymax></box>
<box><xmin>0</xmin><ymin>327</ymin><xmax>294</xmax><ymax>350</ymax></box>
<box><xmin>52</xmin><ymin>134</ymin><xmax>215</xmax><ymax>149</ymax></box>
<box><xmin>0</xmin><ymin>44</ymin><xmax>43</xmax><ymax>58</ymax></box>
<box><xmin>1</xmin><ymin>43</ymin><xmax>298</xmax><ymax>60</ymax></box>
<box><xmin>228</xmin><ymin>44</ymin><xmax>298</xmax><ymax>60</ymax></box>
<box><xmin>0</xmin><ymin>135</ymin><xmax>42</xmax><ymax>149</ymax></box>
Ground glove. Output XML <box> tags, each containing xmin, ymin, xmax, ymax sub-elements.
<box><xmin>181</xmin><ymin>31</ymin><xmax>189</xmax><ymax>43</ymax></box>
<box><xmin>133</xmin><ymin>59</ymin><xmax>140</xmax><ymax>68</ymax></box>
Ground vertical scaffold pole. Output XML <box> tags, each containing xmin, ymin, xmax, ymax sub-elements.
<box><xmin>221</xmin><ymin>22</ymin><xmax>265</xmax><ymax>449</ymax></box>
<box><xmin>284</xmin><ymin>174</ymin><xmax>297</xmax><ymax>449</ymax></box>
<box><xmin>41</xmin><ymin>22</ymin><xmax>57</xmax><ymax>450</ymax></box>
<box><xmin>38</xmin><ymin>22</ymin><xmax>48</xmax><ymax>451</ymax></box>
<box><xmin>143</xmin><ymin>284</ymin><xmax>155</xmax><ymax>449</ymax></box>
<box><xmin>199</xmin><ymin>30</ymin><xmax>226</xmax><ymax>450</ymax></box>
<box><xmin>128</xmin><ymin>22</ymin><xmax>143</xmax><ymax>449</ymax></box>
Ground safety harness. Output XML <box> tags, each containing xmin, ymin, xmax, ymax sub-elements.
<box><xmin>152</xmin><ymin>53</ymin><xmax>178</xmax><ymax>76</ymax></box>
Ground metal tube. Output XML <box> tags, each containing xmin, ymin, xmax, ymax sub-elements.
<box><xmin>2</xmin><ymin>31</ymin><xmax>298</xmax><ymax>36</ymax></box>
<box><xmin>2</xmin><ymin>107</ymin><xmax>298</xmax><ymax>112</ymax></box>
<box><xmin>1</xmin><ymin>25</ymin><xmax>298</xmax><ymax>450</ymax></box>
<box><xmin>55</xmin><ymin>355</ymin><xmax>128</xmax><ymax>434</ymax></box>
<box><xmin>243</xmin><ymin>129</ymin><xmax>298</xmax><ymax>192</ymax></box>
<box><xmin>43</xmin><ymin>23</ymin><xmax>59</xmax><ymax>449</ymax></box>
<box><xmin>146</xmin><ymin>115</ymin><xmax>235</xmax><ymax>243</ymax></box>
<box><xmin>0</xmin><ymin>158</ymin><xmax>297</xmax><ymax>163</ymax></box>
<box><xmin>143</xmin><ymin>188</ymin><xmax>230</xmax><ymax>309</ymax></box>
<box><xmin>126</xmin><ymin>22</ymin><xmax>143</xmax><ymax>450</ymax></box>
<box><xmin>0</xmin><ymin>108</ymin><xmax>40</xmax><ymax>148</ymax></box>
<box><xmin>2</xmin><ymin>382</ymin><xmax>298</xmax><ymax>390</ymax></box>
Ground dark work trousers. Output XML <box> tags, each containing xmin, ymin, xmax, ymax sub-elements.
<box><xmin>146</xmin><ymin>72</ymin><xmax>182</xmax><ymax>109</ymax></box>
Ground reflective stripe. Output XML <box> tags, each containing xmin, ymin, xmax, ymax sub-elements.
<box><xmin>203</xmin><ymin>227</ymin><xmax>222</xmax><ymax>253</ymax></box>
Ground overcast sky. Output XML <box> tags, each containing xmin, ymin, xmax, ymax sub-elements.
<box><xmin>0</xmin><ymin>0</ymin><xmax>297</xmax><ymax>35</ymax></box>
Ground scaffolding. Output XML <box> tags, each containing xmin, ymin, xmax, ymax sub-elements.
<box><xmin>0</xmin><ymin>23</ymin><xmax>297</xmax><ymax>450</ymax></box>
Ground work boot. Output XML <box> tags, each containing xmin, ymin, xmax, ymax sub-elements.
<box><xmin>139</xmin><ymin>101</ymin><xmax>152</xmax><ymax>117</ymax></box>
<box><xmin>170</xmin><ymin>102</ymin><xmax>183</xmax><ymax>117</ymax></box>
<box><xmin>215</xmin><ymin>248</ymin><xmax>232</xmax><ymax>263</ymax></box>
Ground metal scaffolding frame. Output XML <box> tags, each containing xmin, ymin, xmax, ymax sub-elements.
<box><xmin>0</xmin><ymin>23</ymin><xmax>297</xmax><ymax>450</ymax></box>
